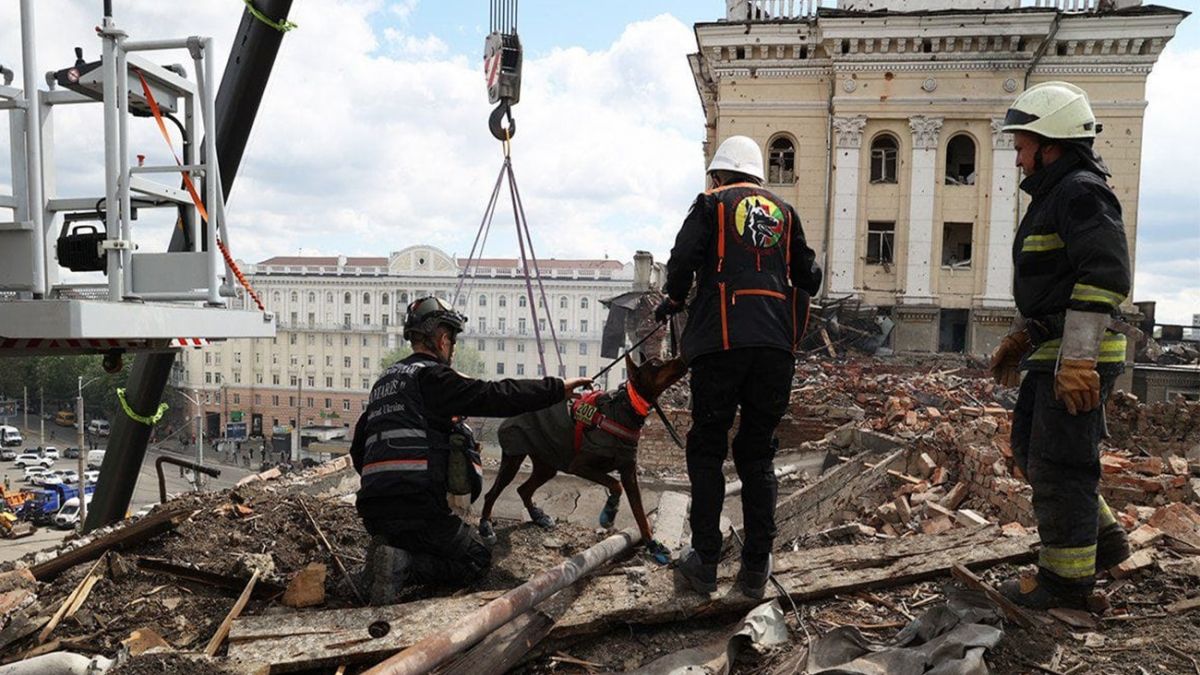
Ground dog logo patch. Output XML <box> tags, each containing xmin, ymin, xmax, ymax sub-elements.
<box><xmin>734</xmin><ymin>196</ymin><xmax>784</xmax><ymax>250</ymax></box>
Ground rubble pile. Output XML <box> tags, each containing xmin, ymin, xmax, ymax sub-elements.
<box><xmin>1105</xmin><ymin>390</ymin><xmax>1200</xmax><ymax>456</ymax></box>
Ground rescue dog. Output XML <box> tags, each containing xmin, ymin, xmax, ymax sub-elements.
<box><xmin>478</xmin><ymin>354</ymin><xmax>687</xmax><ymax>548</ymax></box>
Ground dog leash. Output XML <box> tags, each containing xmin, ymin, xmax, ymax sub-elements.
<box><xmin>589</xmin><ymin>322</ymin><xmax>666</xmax><ymax>382</ymax></box>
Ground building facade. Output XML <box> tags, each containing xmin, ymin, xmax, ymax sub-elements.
<box><xmin>180</xmin><ymin>246</ymin><xmax>632</xmax><ymax>438</ymax></box>
<box><xmin>692</xmin><ymin>0</ymin><xmax>1185</xmax><ymax>353</ymax></box>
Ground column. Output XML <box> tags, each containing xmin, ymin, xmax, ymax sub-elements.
<box><xmin>980</xmin><ymin>118</ymin><xmax>1019</xmax><ymax>308</ymax></box>
<box><xmin>902</xmin><ymin>115</ymin><xmax>943</xmax><ymax>304</ymax></box>
<box><xmin>829</xmin><ymin>115</ymin><xmax>867</xmax><ymax>297</ymax></box>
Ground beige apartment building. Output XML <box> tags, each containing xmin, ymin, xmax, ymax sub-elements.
<box><xmin>180</xmin><ymin>246</ymin><xmax>631</xmax><ymax>440</ymax></box>
<box><xmin>692</xmin><ymin>0</ymin><xmax>1185</xmax><ymax>353</ymax></box>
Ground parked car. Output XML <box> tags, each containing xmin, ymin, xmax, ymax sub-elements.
<box><xmin>88</xmin><ymin>420</ymin><xmax>110</xmax><ymax>437</ymax></box>
<box><xmin>54</xmin><ymin>494</ymin><xmax>94</xmax><ymax>529</ymax></box>
<box><xmin>22</xmin><ymin>466</ymin><xmax>50</xmax><ymax>483</ymax></box>
<box><xmin>54</xmin><ymin>411</ymin><xmax>76</xmax><ymax>427</ymax></box>
<box><xmin>40</xmin><ymin>473</ymin><xmax>64</xmax><ymax>487</ymax></box>
<box><xmin>41</xmin><ymin>447</ymin><xmax>59</xmax><ymax>460</ymax></box>
<box><xmin>86</xmin><ymin>450</ymin><xmax>105</xmax><ymax>470</ymax></box>
<box><xmin>63</xmin><ymin>447</ymin><xmax>81</xmax><ymax>459</ymax></box>
<box><xmin>0</xmin><ymin>447</ymin><xmax>16</xmax><ymax>461</ymax></box>
<box><xmin>60</xmin><ymin>470</ymin><xmax>79</xmax><ymax>484</ymax></box>
<box><xmin>14</xmin><ymin>453</ymin><xmax>53</xmax><ymax>469</ymax></box>
<box><xmin>0</xmin><ymin>425</ymin><xmax>23</xmax><ymax>447</ymax></box>
<box><xmin>83</xmin><ymin>470</ymin><xmax>100</xmax><ymax>484</ymax></box>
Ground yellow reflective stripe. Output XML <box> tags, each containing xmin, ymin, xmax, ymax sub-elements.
<box><xmin>1039</xmin><ymin>544</ymin><xmax>1097</xmax><ymax>579</ymax></box>
<box><xmin>1028</xmin><ymin>333</ymin><xmax>1126</xmax><ymax>362</ymax></box>
<box><xmin>1022</xmin><ymin>233</ymin><xmax>1065</xmax><ymax>252</ymax></box>
<box><xmin>1098</xmin><ymin>497</ymin><xmax>1117</xmax><ymax>528</ymax></box>
<box><xmin>1071</xmin><ymin>283</ymin><xmax>1126</xmax><ymax>308</ymax></box>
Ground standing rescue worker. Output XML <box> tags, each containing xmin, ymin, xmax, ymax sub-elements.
<box><xmin>992</xmin><ymin>82</ymin><xmax>1132</xmax><ymax>610</ymax></box>
<box><xmin>351</xmin><ymin>296</ymin><xmax>591</xmax><ymax>605</ymax></box>
<box><xmin>657</xmin><ymin>136</ymin><xmax>821</xmax><ymax>599</ymax></box>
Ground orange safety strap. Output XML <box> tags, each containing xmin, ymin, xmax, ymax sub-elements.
<box><xmin>135</xmin><ymin>70</ymin><xmax>265</xmax><ymax>311</ymax></box>
<box><xmin>785</xmin><ymin>210</ymin><xmax>792</xmax><ymax>269</ymax></box>
<box><xmin>717</xmin><ymin>201</ymin><xmax>726</xmax><ymax>273</ymax></box>
<box><xmin>719</xmin><ymin>282</ymin><xmax>730</xmax><ymax>350</ymax></box>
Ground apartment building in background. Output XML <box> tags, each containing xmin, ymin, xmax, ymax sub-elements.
<box><xmin>181</xmin><ymin>246</ymin><xmax>631</xmax><ymax>439</ymax></box>
<box><xmin>692</xmin><ymin>0</ymin><xmax>1185</xmax><ymax>353</ymax></box>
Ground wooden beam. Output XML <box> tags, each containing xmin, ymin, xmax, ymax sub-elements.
<box><xmin>29</xmin><ymin>508</ymin><xmax>192</xmax><ymax>582</ymax></box>
<box><xmin>228</xmin><ymin>527</ymin><xmax>1035</xmax><ymax>671</ymax></box>
<box><xmin>137</xmin><ymin>557</ymin><xmax>285</xmax><ymax>599</ymax></box>
<box><xmin>950</xmin><ymin>563</ymin><xmax>1038</xmax><ymax>630</ymax></box>
<box><xmin>206</xmin><ymin>569</ymin><xmax>260</xmax><ymax>657</ymax></box>
<box><xmin>37</xmin><ymin>555</ymin><xmax>105</xmax><ymax>644</ymax></box>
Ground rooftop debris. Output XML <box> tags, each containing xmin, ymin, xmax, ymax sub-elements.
<box><xmin>1</xmin><ymin>356</ymin><xmax>1197</xmax><ymax>674</ymax></box>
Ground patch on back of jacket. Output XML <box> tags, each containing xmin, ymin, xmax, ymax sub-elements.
<box><xmin>734</xmin><ymin>196</ymin><xmax>785</xmax><ymax>251</ymax></box>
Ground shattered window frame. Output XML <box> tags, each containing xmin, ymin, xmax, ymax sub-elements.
<box><xmin>870</xmin><ymin>134</ymin><xmax>899</xmax><ymax>184</ymax></box>
<box><xmin>866</xmin><ymin>221</ymin><xmax>896</xmax><ymax>265</ymax></box>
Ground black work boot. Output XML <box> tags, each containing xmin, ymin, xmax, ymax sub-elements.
<box><xmin>1095</xmin><ymin>523</ymin><xmax>1132</xmax><ymax>574</ymax></box>
<box><xmin>736</xmin><ymin>554</ymin><xmax>773</xmax><ymax>600</ymax></box>
<box><xmin>999</xmin><ymin>572</ymin><xmax>1089</xmax><ymax>611</ymax></box>
<box><xmin>364</xmin><ymin>535</ymin><xmax>411</xmax><ymax>606</ymax></box>
<box><xmin>675</xmin><ymin>547</ymin><xmax>718</xmax><ymax>595</ymax></box>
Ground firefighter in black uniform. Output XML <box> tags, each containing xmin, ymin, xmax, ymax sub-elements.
<box><xmin>657</xmin><ymin>135</ymin><xmax>821</xmax><ymax>599</ymax></box>
<box><xmin>351</xmin><ymin>296</ymin><xmax>591</xmax><ymax>605</ymax></box>
<box><xmin>992</xmin><ymin>82</ymin><xmax>1132</xmax><ymax>609</ymax></box>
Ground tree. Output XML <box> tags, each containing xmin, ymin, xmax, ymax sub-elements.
<box><xmin>377</xmin><ymin>342</ymin><xmax>485</xmax><ymax>378</ymax></box>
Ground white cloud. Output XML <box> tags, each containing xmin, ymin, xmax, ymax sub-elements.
<box><xmin>0</xmin><ymin>2</ymin><xmax>704</xmax><ymax>277</ymax></box>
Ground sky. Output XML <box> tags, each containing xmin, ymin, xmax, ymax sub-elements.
<box><xmin>0</xmin><ymin>0</ymin><xmax>1196</xmax><ymax>324</ymax></box>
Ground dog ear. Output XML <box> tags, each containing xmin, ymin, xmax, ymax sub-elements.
<box><xmin>625</xmin><ymin>352</ymin><xmax>637</xmax><ymax>376</ymax></box>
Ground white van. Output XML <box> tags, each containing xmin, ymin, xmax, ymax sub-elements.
<box><xmin>0</xmin><ymin>425</ymin><xmax>22</xmax><ymax>447</ymax></box>
<box><xmin>88</xmin><ymin>420</ymin><xmax>110</xmax><ymax>437</ymax></box>
<box><xmin>86</xmin><ymin>450</ymin><xmax>106</xmax><ymax>469</ymax></box>
<box><xmin>54</xmin><ymin>494</ymin><xmax>94</xmax><ymax>529</ymax></box>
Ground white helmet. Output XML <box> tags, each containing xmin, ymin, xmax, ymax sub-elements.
<box><xmin>707</xmin><ymin>135</ymin><xmax>764</xmax><ymax>182</ymax></box>
<box><xmin>1002</xmin><ymin>81</ymin><xmax>1099</xmax><ymax>140</ymax></box>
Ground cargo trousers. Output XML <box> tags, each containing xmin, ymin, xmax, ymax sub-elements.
<box><xmin>363</xmin><ymin>512</ymin><xmax>492</xmax><ymax>587</ymax></box>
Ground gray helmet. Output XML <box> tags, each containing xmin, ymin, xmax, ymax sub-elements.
<box><xmin>403</xmin><ymin>296</ymin><xmax>467</xmax><ymax>341</ymax></box>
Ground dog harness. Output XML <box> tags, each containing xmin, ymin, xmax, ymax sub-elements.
<box><xmin>570</xmin><ymin>382</ymin><xmax>650</xmax><ymax>454</ymax></box>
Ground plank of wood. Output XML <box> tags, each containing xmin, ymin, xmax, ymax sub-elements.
<box><xmin>228</xmin><ymin>527</ymin><xmax>1035</xmax><ymax>671</ymax></box>
<box><xmin>37</xmin><ymin>555</ymin><xmax>105</xmax><ymax>644</ymax></box>
<box><xmin>29</xmin><ymin>508</ymin><xmax>192</xmax><ymax>582</ymax></box>
<box><xmin>299</xmin><ymin>497</ymin><xmax>365</xmax><ymax>606</ymax></box>
<box><xmin>137</xmin><ymin>557</ymin><xmax>285</xmax><ymax>599</ymax></box>
<box><xmin>1166</xmin><ymin>595</ymin><xmax>1200</xmax><ymax>614</ymax></box>
<box><xmin>950</xmin><ymin>563</ymin><xmax>1037</xmax><ymax>630</ymax></box>
<box><xmin>206</xmin><ymin>569</ymin><xmax>260</xmax><ymax>657</ymax></box>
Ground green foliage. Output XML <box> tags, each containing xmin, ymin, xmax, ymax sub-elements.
<box><xmin>0</xmin><ymin>354</ymin><xmax>134</xmax><ymax>422</ymax></box>
<box><xmin>380</xmin><ymin>344</ymin><xmax>412</xmax><ymax>373</ymax></box>
<box><xmin>377</xmin><ymin>342</ymin><xmax>484</xmax><ymax>378</ymax></box>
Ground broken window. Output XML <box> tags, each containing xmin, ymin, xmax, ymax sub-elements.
<box><xmin>945</xmin><ymin>135</ymin><xmax>976</xmax><ymax>185</ymax></box>
<box><xmin>941</xmin><ymin>222</ymin><xmax>973</xmax><ymax>267</ymax></box>
<box><xmin>866</xmin><ymin>221</ymin><xmax>895</xmax><ymax>265</ymax></box>
<box><xmin>938</xmin><ymin>309</ymin><xmax>969</xmax><ymax>353</ymax></box>
<box><xmin>767</xmin><ymin>135</ymin><xmax>796</xmax><ymax>184</ymax></box>
<box><xmin>870</xmin><ymin>135</ymin><xmax>898</xmax><ymax>184</ymax></box>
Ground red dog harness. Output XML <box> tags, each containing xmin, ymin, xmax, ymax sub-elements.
<box><xmin>570</xmin><ymin>382</ymin><xmax>651</xmax><ymax>454</ymax></box>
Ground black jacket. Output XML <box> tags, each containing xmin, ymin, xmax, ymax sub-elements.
<box><xmin>351</xmin><ymin>352</ymin><xmax>564</xmax><ymax>522</ymax></box>
<box><xmin>665</xmin><ymin>183</ymin><xmax>821</xmax><ymax>362</ymax></box>
<box><xmin>1013</xmin><ymin>152</ymin><xmax>1131</xmax><ymax>371</ymax></box>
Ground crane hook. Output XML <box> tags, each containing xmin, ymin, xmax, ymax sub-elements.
<box><xmin>489</xmin><ymin>101</ymin><xmax>515</xmax><ymax>142</ymax></box>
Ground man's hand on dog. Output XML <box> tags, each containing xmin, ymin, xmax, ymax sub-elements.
<box><xmin>562</xmin><ymin>377</ymin><xmax>593</xmax><ymax>399</ymax></box>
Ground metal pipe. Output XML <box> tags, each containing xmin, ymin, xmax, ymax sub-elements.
<box><xmin>154</xmin><ymin>455</ymin><xmax>220</xmax><ymax>503</ymax></box>
<box><xmin>117</xmin><ymin>39</ymin><xmax>133</xmax><ymax>299</ymax></box>
<box><xmin>122</xmin><ymin>38</ymin><xmax>195</xmax><ymax>52</ymax></box>
<box><xmin>364</xmin><ymin>528</ymin><xmax>641</xmax><ymax>675</ymax></box>
<box><xmin>196</xmin><ymin>39</ymin><xmax>221</xmax><ymax>305</ymax></box>
<box><xmin>100</xmin><ymin>15</ymin><xmax>122</xmax><ymax>301</ymax></box>
<box><xmin>19</xmin><ymin>0</ymin><xmax>47</xmax><ymax>297</ymax></box>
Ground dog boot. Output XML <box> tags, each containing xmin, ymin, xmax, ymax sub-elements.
<box><xmin>599</xmin><ymin>493</ymin><xmax>621</xmax><ymax>528</ymax></box>
<box><xmin>999</xmin><ymin>572</ymin><xmax>1089</xmax><ymax>611</ymax></box>
<box><xmin>478</xmin><ymin>519</ymin><xmax>498</xmax><ymax>547</ymax></box>
<box><xmin>364</xmin><ymin>536</ymin><xmax>412</xmax><ymax>607</ymax></box>
<box><xmin>675</xmin><ymin>547</ymin><xmax>718</xmax><ymax>595</ymax></box>
<box><xmin>528</xmin><ymin>506</ymin><xmax>555</xmax><ymax>529</ymax></box>
<box><xmin>736</xmin><ymin>554</ymin><xmax>773</xmax><ymax>600</ymax></box>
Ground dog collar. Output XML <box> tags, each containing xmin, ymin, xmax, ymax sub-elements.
<box><xmin>626</xmin><ymin>381</ymin><xmax>651</xmax><ymax>417</ymax></box>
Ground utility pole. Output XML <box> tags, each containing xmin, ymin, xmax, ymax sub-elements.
<box><xmin>293</xmin><ymin>371</ymin><xmax>302</xmax><ymax>464</ymax></box>
<box><xmin>195</xmin><ymin>389</ymin><xmax>204</xmax><ymax>487</ymax></box>
<box><xmin>23</xmin><ymin>386</ymin><xmax>28</xmax><ymax>436</ymax></box>
<box><xmin>76</xmin><ymin>376</ymin><xmax>86</xmax><ymax>528</ymax></box>
<box><xmin>38</xmin><ymin>386</ymin><xmax>44</xmax><ymax>446</ymax></box>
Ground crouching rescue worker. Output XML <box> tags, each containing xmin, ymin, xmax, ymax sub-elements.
<box><xmin>657</xmin><ymin>135</ymin><xmax>822</xmax><ymax>599</ymax></box>
<box><xmin>351</xmin><ymin>296</ymin><xmax>591</xmax><ymax>605</ymax></box>
<box><xmin>992</xmin><ymin>82</ymin><xmax>1132</xmax><ymax>610</ymax></box>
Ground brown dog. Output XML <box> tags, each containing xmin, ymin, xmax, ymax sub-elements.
<box><xmin>478</xmin><ymin>354</ymin><xmax>687</xmax><ymax>549</ymax></box>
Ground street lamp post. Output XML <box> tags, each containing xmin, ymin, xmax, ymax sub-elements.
<box><xmin>76</xmin><ymin>374</ymin><xmax>104</xmax><ymax>530</ymax></box>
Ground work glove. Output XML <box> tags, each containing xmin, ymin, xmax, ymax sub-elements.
<box><xmin>654</xmin><ymin>297</ymin><xmax>683</xmax><ymax>324</ymax></box>
<box><xmin>989</xmin><ymin>330</ymin><xmax>1032</xmax><ymax>388</ymax></box>
<box><xmin>646</xmin><ymin>539</ymin><xmax>671</xmax><ymax>566</ymax></box>
<box><xmin>1055</xmin><ymin>359</ymin><xmax>1101</xmax><ymax>415</ymax></box>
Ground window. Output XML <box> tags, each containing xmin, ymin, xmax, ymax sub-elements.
<box><xmin>362</xmin><ymin>336</ymin><xmax>370</xmax><ymax>347</ymax></box>
<box><xmin>496</xmin><ymin>362</ymin><xmax>506</xmax><ymax>375</ymax></box>
<box><xmin>362</xmin><ymin>357</ymin><xmax>370</xmax><ymax>369</ymax></box>
<box><xmin>272</xmin><ymin>375</ymin><xmax>280</xmax><ymax>385</ymax></box>
<box><xmin>498</xmin><ymin>317</ymin><xmax>506</xmax><ymax>333</ymax></box>
<box><xmin>325</xmin><ymin>355</ymin><xmax>332</xmax><ymax>367</ymax></box>
<box><xmin>580</xmin><ymin>319</ymin><xmax>588</xmax><ymax>332</ymax></box>
<box><xmin>382</xmin><ymin>315</ymin><xmax>390</xmax><ymax>327</ymax></box>
<box><xmin>945</xmin><ymin>135</ymin><xmax>977</xmax><ymax>185</ymax></box>
<box><xmin>497</xmin><ymin>339</ymin><xmax>505</xmax><ymax>352</ymax></box>
<box><xmin>498</xmin><ymin>295</ymin><xmax>507</xmax><ymax>308</ymax></box>
<box><xmin>558</xmin><ymin>343</ymin><xmax>567</xmax><ymax>354</ymax></box>
<box><xmin>866</xmin><ymin>221</ymin><xmax>896</xmax><ymax>264</ymax></box>
<box><xmin>344</xmin><ymin>292</ymin><xmax>352</xmax><ymax>304</ymax></box>
<box><xmin>558</xmin><ymin>365</ymin><xmax>566</xmax><ymax>378</ymax></box>
<box><xmin>307</xmin><ymin>334</ymin><xmax>315</xmax><ymax>345</ymax></box>
<box><xmin>870</xmin><ymin>135</ymin><xmax>899</xmax><ymax>184</ymax></box>
<box><xmin>477</xmin><ymin>339</ymin><xmax>486</xmax><ymax>351</ymax></box>
<box><xmin>399</xmin><ymin>292</ymin><xmax>408</xmax><ymax>304</ymax></box>
<box><xmin>307</xmin><ymin>312</ymin><xmax>315</xmax><ymax>325</ymax></box>
<box><xmin>537</xmin><ymin>364</ymin><xmax>544</xmax><ymax>376</ymax></box>
<box><xmin>517</xmin><ymin>342</ymin><xmax>525</xmax><ymax>353</ymax></box>
<box><xmin>307</xmin><ymin>292</ymin><xmax>315</xmax><ymax>303</ymax></box>
<box><xmin>344</xmin><ymin>399</ymin><xmax>351</xmax><ymax>411</ymax></box>
<box><xmin>580</xmin><ymin>297</ymin><xmax>589</xmax><ymax>310</ymax></box>
<box><xmin>479</xmin><ymin>294</ymin><xmax>488</xmax><ymax>307</ymax></box>
<box><xmin>254</xmin><ymin>394</ymin><xmax>261</xmax><ymax>405</ymax></box>
<box><xmin>559</xmin><ymin>319</ymin><xmax>567</xmax><ymax>332</ymax></box>
<box><xmin>362</xmin><ymin>378</ymin><xmax>370</xmax><ymax>389</ymax></box>
<box><xmin>204</xmin><ymin>353</ymin><xmax>212</xmax><ymax>365</ymax></box>
<box><xmin>289</xmin><ymin>332</ymin><xmax>297</xmax><ymax>345</ymax></box>
<box><xmin>579</xmin><ymin>366</ymin><xmax>588</xmax><ymax>377</ymax></box>
<box><xmin>324</xmin><ymin>398</ymin><xmax>332</xmax><ymax>409</ymax></box>
<box><xmin>306</xmin><ymin>376</ymin><xmax>314</xmax><ymax>387</ymax></box>
<box><xmin>343</xmin><ymin>313</ymin><xmax>351</xmax><ymax>327</ymax></box>
<box><xmin>539</xmin><ymin>319</ymin><xmax>547</xmax><ymax>332</ymax></box>
<box><xmin>205</xmin><ymin>372</ymin><xmax>212</xmax><ymax>384</ymax></box>
<box><xmin>517</xmin><ymin>363</ymin><xmax>525</xmax><ymax>375</ymax></box>
<box><xmin>579</xmin><ymin>342</ymin><xmax>588</xmax><ymax>356</ymax></box>
<box><xmin>343</xmin><ymin>336</ymin><xmax>350</xmax><ymax>346</ymax></box>
<box><xmin>307</xmin><ymin>396</ymin><xmax>314</xmax><ymax>407</ymax></box>
<box><xmin>381</xmin><ymin>293</ymin><xmax>389</xmax><ymax>305</ymax></box>
<box><xmin>290</xmin><ymin>376</ymin><xmax>298</xmax><ymax>387</ymax></box>
<box><xmin>306</xmin><ymin>355</ymin><xmax>314</xmax><ymax>366</ymax></box>
<box><xmin>343</xmin><ymin>377</ymin><xmax>351</xmax><ymax>388</ymax></box>
<box><xmin>942</xmin><ymin>222</ymin><xmax>973</xmax><ymax>267</ymax></box>
<box><xmin>234</xmin><ymin>373</ymin><xmax>242</xmax><ymax>384</ymax></box>
<box><xmin>290</xmin><ymin>291</ymin><xmax>298</xmax><ymax>302</ymax></box>
<box><xmin>518</xmin><ymin>318</ymin><xmax>527</xmax><ymax>334</ymax></box>
<box><xmin>344</xmin><ymin>357</ymin><xmax>351</xmax><ymax>368</ymax></box>
<box><xmin>326</xmin><ymin>376</ymin><xmax>333</xmax><ymax>387</ymax></box>
<box><xmin>363</xmin><ymin>313</ymin><xmax>370</xmax><ymax>325</ymax></box>
<box><xmin>768</xmin><ymin>136</ymin><xmax>796</xmax><ymax>184</ymax></box>
<box><xmin>363</xmin><ymin>292</ymin><xmax>371</xmax><ymax>305</ymax></box>
<box><xmin>290</xmin><ymin>355</ymin><xmax>298</xmax><ymax>366</ymax></box>
<box><xmin>256</xmin><ymin>374</ymin><xmax>263</xmax><ymax>384</ymax></box>
<box><xmin>538</xmin><ymin>296</ymin><xmax>545</xmax><ymax>308</ymax></box>
<box><xmin>518</xmin><ymin>295</ymin><xmax>527</xmax><ymax>308</ymax></box>
<box><xmin>479</xmin><ymin>317</ymin><xmax>487</xmax><ymax>332</ymax></box>
<box><xmin>326</xmin><ymin>292</ymin><xmax>333</xmax><ymax>303</ymax></box>
<box><xmin>272</xmin><ymin>395</ymin><xmax>279</xmax><ymax>406</ymax></box>
<box><xmin>559</xmin><ymin>296</ymin><xmax>568</xmax><ymax>309</ymax></box>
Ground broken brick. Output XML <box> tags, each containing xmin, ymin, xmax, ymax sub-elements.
<box><xmin>1112</xmin><ymin>549</ymin><xmax>1155</xmax><ymax>579</ymax></box>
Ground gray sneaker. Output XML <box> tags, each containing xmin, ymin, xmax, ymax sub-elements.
<box><xmin>735</xmin><ymin>554</ymin><xmax>772</xmax><ymax>600</ymax></box>
<box><xmin>675</xmin><ymin>547</ymin><xmax>718</xmax><ymax>595</ymax></box>
<box><xmin>365</xmin><ymin>535</ymin><xmax>411</xmax><ymax>606</ymax></box>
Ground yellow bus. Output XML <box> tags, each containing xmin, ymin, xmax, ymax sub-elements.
<box><xmin>54</xmin><ymin>410</ymin><xmax>76</xmax><ymax>427</ymax></box>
